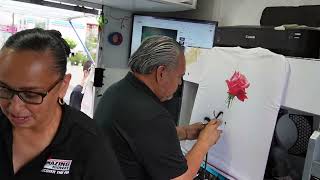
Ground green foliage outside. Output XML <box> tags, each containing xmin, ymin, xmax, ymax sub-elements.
<box><xmin>85</xmin><ymin>33</ymin><xmax>98</xmax><ymax>61</ymax></box>
<box><xmin>35</xmin><ymin>22</ymin><xmax>46</xmax><ymax>29</ymax></box>
<box><xmin>64</xmin><ymin>37</ymin><xmax>77</xmax><ymax>50</ymax></box>
<box><xmin>91</xmin><ymin>53</ymin><xmax>96</xmax><ymax>63</ymax></box>
<box><xmin>64</xmin><ymin>37</ymin><xmax>84</xmax><ymax>66</ymax></box>
<box><xmin>85</xmin><ymin>34</ymin><xmax>98</xmax><ymax>51</ymax></box>
<box><xmin>68</xmin><ymin>52</ymin><xmax>87</xmax><ymax>66</ymax></box>
<box><xmin>64</xmin><ymin>32</ymin><xmax>98</xmax><ymax>66</ymax></box>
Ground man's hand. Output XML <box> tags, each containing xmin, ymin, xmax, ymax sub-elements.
<box><xmin>176</xmin><ymin>122</ymin><xmax>205</xmax><ymax>141</ymax></box>
<box><xmin>197</xmin><ymin>120</ymin><xmax>222</xmax><ymax>150</ymax></box>
<box><xmin>173</xmin><ymin>120</ymin><xmax>222</xmax><ymax>180</ymax></box>
<box><xmin>184</xmin><ymin>122</ymin><xmax>205</xmax><ymax>140</ymax></box>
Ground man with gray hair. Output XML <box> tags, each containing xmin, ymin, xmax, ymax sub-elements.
<box><xmin>95</xmin><ymin>36</ymin><xmax>221</xmax><ymax>180</ymax></box>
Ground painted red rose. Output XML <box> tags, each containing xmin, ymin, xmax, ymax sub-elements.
<box><xmin>226</xmin><ymin>71</ymin><xmax>250</xmax><ymax>107</ymax></box>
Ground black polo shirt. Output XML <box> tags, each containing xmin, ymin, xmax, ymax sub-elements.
<box><xmin>0</xmin><ymin>104</ymin><xmax>124</xmax><ymax>180</ymax></box>
<box><xmin>95</xmin><ymin>72</ymin><xmax>188</xmax><ymax>180</ymax></box>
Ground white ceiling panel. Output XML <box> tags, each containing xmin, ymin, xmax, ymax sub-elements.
<box><xmin>0</xmin><ymin>0</ymin><xmax>96</xmax><ymax>20</ymax></box>
<box><xmin>81</xmin><ymin>0</ymin><xmax>196</xmax><ymax>12</ymax></box>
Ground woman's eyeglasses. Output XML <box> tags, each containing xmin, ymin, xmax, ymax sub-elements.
<box><xmin>0</xmin><ymin>78</ymin><xmax>63</xmax><ymax>105</ymax></box>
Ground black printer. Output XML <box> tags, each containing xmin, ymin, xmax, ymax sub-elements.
<box><xmin>214</xmin><ymin>5</ymin><xmax>320</xmax><ymax>59</ymax></box>
<box><xmin>214</xmin><ymin>26</ymin><xmax>320</xmax><ymax>58</ymax></box>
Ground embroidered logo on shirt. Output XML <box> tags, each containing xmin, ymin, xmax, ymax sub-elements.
<box><xmin>41</xmin><ymin>158</ymin><xmax>72</xmax><ymax>175</ymax></box>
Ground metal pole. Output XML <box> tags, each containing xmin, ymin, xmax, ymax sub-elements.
<box><xmin>68</xmin><ymin>20</ymin><xmax>94</xmax><ymax>62</ymax></box>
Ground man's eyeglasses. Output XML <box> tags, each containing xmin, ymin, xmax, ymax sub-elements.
<box><xmin>0</xmin><ymin>77</ymin><xmax>63</xmax><ymax>105</ymax></box>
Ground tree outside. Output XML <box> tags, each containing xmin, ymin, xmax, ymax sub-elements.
<box><xmin>65</xmin><ymin>37</ymin><xmax>77</xmax><ymax>50</ymax></box>
<box><xmin>85</xmin><ymin>23</ymin><xmax>98</xmax><ymax>62</ymax></box>
<box><xmin>68</xmin><ymin>51</ymin><xmax>88</xmax><ymax>66</ymax></box>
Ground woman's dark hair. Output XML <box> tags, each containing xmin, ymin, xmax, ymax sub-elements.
<box><xmin>1</xmin><ymin>28</ymin><xmax>71</xmax><ymax>77</ymax></box>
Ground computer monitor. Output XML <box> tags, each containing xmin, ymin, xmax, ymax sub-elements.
<box><xmin>130</xmin><ymin>15</ymin><xmax>217</xmax><ymax>55</ymax></box>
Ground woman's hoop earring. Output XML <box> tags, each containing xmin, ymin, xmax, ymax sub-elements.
<box><xmin>58</xmin><ymin>97</ymin><xmax>65</xmax><ymax>105</ymax></box>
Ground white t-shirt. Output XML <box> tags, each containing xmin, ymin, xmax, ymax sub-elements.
<box><xmin>182</xmin><ymin>47</ymin><xmax>290</xmax><ymax>180</ymax></box>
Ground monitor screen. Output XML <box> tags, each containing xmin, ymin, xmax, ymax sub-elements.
<box><xmin>130</xmin><ymin>15</ymin><xmax>217</xmax><ymax>55</ymax></box>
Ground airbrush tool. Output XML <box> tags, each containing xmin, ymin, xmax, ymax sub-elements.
<box><xmin>204</xmin><ymin>110</ymin><xmax>223</xmax><ymax>122</ymax></box>
<box><xmin>204</xmin><ymin>110</ymin><xmax>225</xmax><ymax>131</ymax></box>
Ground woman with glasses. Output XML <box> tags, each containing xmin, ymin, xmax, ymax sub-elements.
<box><xmin>0</xmin><ymin>28</ymin><xmax>124</xmax><ymax>180</ymax></box>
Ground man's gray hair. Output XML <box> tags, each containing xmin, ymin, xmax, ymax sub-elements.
<box><xmin>128</xmin><ymin>36</ymin><xmax>183</xmax><ymax>74</ymax></box>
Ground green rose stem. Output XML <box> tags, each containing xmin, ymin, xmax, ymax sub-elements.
<box><xmin>226</xmin><ymin>94</ymin><xmax>235</xmax><ymax>108</ymax></box>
